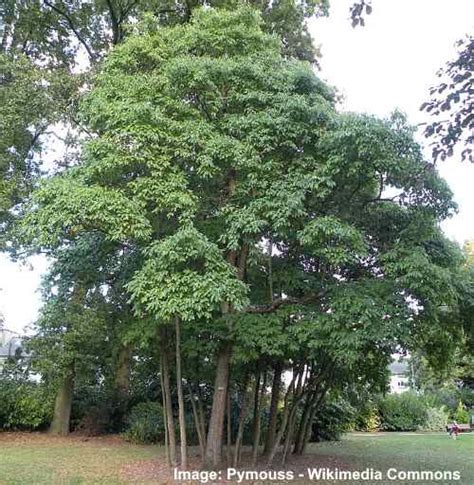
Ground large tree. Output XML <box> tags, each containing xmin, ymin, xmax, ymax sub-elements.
<box><xmin>18</xmin><ymin>6</ymin><xmax>465</xmax><ymax>467</ymax></box>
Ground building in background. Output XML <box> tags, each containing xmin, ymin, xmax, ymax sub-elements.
<box><xmin>0</xmin><ymin>320</ymin><xmax>23</xmax><ymax>372</ymax></box>
<box><xmin>389</xmin><ymin>360</ymin><xmax>411</xmax><ymax>394</ymax></box>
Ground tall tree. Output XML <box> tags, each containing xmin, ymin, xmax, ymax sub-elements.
<box><xmin>19</xmin><ymin>6</ymin><xmax>465</xmax><ymax>467</ymax></box>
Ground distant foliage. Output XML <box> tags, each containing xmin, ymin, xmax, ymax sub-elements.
<box><xmin>418</xmin><ymin>406</ymin><xmax>449</xmax><ymax>431</ymax></box>
<box><xmin>123</xmin><ymin>401</ymin><xmax>165</xmax><ymax>444</ymax></box>
<box><xmin>0</xmin><ymin>378</ymin><xmax>53</xmax><ymax>430</ymax></box>
<box><xmin>353</xmin><ymin>401</ymin><xmax>380</xmax><ymax>432</ymax></box>
<box><xmin>453</xmin><ymin>401</ymin><xmax>470</xmax><ymax>424</ymax></box>
<box><xmin>377</xmin><ymin>393</ymin><xmax>427</xmax><ymax>431</ymax></box>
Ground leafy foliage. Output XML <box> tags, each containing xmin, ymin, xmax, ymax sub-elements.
<box><xmin>377</xmin><ymin>393</ymin><xmax>427</xmax><ymax>432</ymax></box>
<box><xmin>418</xmin><ymin>406</ymin><xmax>449</xmax><ymax>432</ymax></box>
<box><xmin>9</xmin><ymin>5</ymin><xmax>472</xmax><ymax>464</ymax></box>
<box><xmin>421</xmin><ymin>36</ymin><xmax>473</xmax><ymax>162</ymax></box>
<box><xmin>0</xmin><ymin>377</ymin><xmax>53</xmax><ymax>430</ymax></box>
<box><xmin>453</xmin><ymin>400</ymin><xmax>470</xmax><ymax>424</ymax></box>
<box><xmin>123</xmin><ymin>401</ymin><xmax>165</xmax><ymax>444</ymax></box>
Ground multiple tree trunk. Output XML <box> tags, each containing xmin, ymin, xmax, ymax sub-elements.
<box><xmin>47</xmin><ymin>238</ymin><xmax>329</xmax><ymax>469</ymax></box>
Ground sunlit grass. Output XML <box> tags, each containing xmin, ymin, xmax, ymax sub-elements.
<box><xmin>308</xmin><ymin>432</ymin><xmax>474</xmax><ymax>484</ymax></box>
<box><xmin>0</xmin><ymin>432</ymin><xmax>473</xmax><ymax>484</ymax></box>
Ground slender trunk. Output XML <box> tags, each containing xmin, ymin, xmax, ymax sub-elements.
<box><xmin>251</xmin><ymin>369</ymin><xmax>261</xmax><ymax>455</ymax></box>
<box><xmin>175</xmin><ymin>318</ymin><xmax>188</xmax><ymax>469</ymax></box>
<box><xmin>281</xmin><ymin>400</ymin><xmax>299</xmax><ymax>465</ymax></box>
<box><xmin>301</xmin><ymin>405</ymin><xmax>318</xmax><ymax>455</ymax></box>
<box><xmin>195</xmin><ymin>386</ymin><xmax>207</xmax><ymax>449</ymax></box>
<box><xmin>267</xmin><ymin>368</ymin><xmax>304</xmax><ymax>466</ymax></box>
<box><xmin>161</xmin><ymin>329</ymin><xmax>177</xmax><ymax>467</ymax></box>
<box><xmin>203</xmin><ymin>342</ymin><xmax>232</xmax><ymax>469</ymax></box>
<box><xmin>226</xmin><ymin>383</ymin><xmax>232</xmax><ymax>464</ymax></box>
<box><xmin>252</xmin><ymin>371</ymin><xmax>267</xmax><ymax>466</ymax></box>
<box><xmin>293</xmin><ymin>392</ymin><xmax>315</xmax><ymax>455</ymax></box>
<box><xmin>50</xmin><ymin>363</ymin><xmax>74</xmax><ymax>435</ymax></box>
<box><xmin>266</xmin><ymin>371</ymin><xmax>297</xmax><ymax>466</ymax></box>
<box><xmin>301</xmin><ymin>389</ymin><xmax>328</xmax><ymax>455</ymax></box>
<box><xmin>264</xmin><ymin>362</ymin><xmax>282</xmax><ymax>455</ymax></box>
<box><xmin>160</xmin><ymin>355</ymin><xmax>170</xmax><ymax>467</ymax></box>
<box><xmin>189</xmin><ymin>385</ymin><xmax>205</xmax><ymax>457</ymax></box>
<box><xmin>233</xmin><ymin>374</ymin><xmax>252</xmax><ymax>467</ymax></box>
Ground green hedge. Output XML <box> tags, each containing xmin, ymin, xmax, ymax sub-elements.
<box><xmin>377</xmin><ymin>392</ymin><xmax>427</xmax><ymax>431</ymax></box>
<box><xmin>0</xmin><ymin>378</ymin><xmax>53</xmax><ymax>430</ymax></box>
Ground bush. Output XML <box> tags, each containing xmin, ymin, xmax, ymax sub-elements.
<box><xmin>0</xmin><ymin>377</ymin><xmax>53</xmax><ymax>430</ymax></box>
<box><xmin>353</xmin><ymin>402</ymin><xmax>380</xmax><ymax>432</ymax></box>
<box><xmin>311</xmin><ymin>399</ymin><xmax>356</xmax><ymax>442</ymax></box>
<box><xmin>458</xmin><ymin>388</ymin><xmax>474</xmax><ymax>410</ymax></box>
<box><xmin>377</xmin><ymin>393</ymin><xmax>427</xmax><ymax>431</ymax></box>
<box><xmin>418</xmin><ymin>406</ymin><xmax>448</xmax><ymax>431</ymax></box>
<box><xmin>453</xmin><ymin>401</ymin><xmax>470</xmax><ymax>424</ymax></box>
<box><xmin>123</xmin><ymin>401</ymin><xmax>165</xmax><ymax>444</ymax></box>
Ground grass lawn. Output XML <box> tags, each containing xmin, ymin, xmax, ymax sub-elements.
<box><xmin>307</xmin><ymin>432</ymin><xmax>474</xmax><ymax>484</ymax></box>
<box><xmin>0</xmin><ymin>433</ymin><xmax>161</xmax><ymax>484</ymax></box>
<box><xmin>0</xmin><ymin>432</ymin><xmax>472</xmax><ymax>484</ymax></box>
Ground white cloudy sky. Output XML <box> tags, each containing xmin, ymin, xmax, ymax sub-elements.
<box><xmin>0</xmin><ymin>0</ymin><xmax>473</xmax><ymax>333</ymax></box>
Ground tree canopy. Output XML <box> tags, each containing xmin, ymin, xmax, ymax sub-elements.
<box><xmin>14</xmin><ymin>6</ymin><xmax>472</xmax><ymax>468</ymax></box>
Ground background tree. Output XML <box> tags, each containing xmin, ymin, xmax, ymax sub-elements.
<box><xmin>421</xmin><ymin>36</ymin><xmax>473</xmax><ymax>163</ymax></box>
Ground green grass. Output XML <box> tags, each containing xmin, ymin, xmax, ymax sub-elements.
<box><xmin>0</xmin><ymin>432</ymin><xmax>472</xmax><ymax>484</ymax></box>
<box><xmin>307</xmin><ymin>432</ymin><xmax>474</xmax><ymax>484</ymax></box>
<box><xmin>0</xmin><ymin>435</ymin><xmax>161</xmax><ymax>484</ymax></box>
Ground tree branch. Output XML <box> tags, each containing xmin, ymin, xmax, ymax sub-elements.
<box><xmin>43</xmin><ymin>0</ymin><xmax>96</xmax><ymax>61</ymax></box>
<box><xmin>105</xmin><ymin>0</ymin><xmax>121</xmax><ymax>45</ymax></box>
<box><xmin>244</xmin><ymin>291</ymin><xmax>326</xmax><ymax>314</ymax></box>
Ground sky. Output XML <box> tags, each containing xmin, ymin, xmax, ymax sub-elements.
<box><xmin>0</xmin><ymin>0</ymin><xmax>473</xmax><ymax>334</ymax></box>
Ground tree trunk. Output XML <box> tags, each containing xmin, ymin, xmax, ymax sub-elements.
<box><xmin>266</xmin><ymin>380</ymin><xmax>294</xmax><ymax>466</ymax></box>
<box><xmin>203</xmin><ymin>342</ymin><xmax>232</xmax><ymax>469</ymax></box>
<box><xmin>301</xmin><ymin>388</ymin><xmax>328</xmax><ymax>455</ymax></box>
<box><xmin>293</xmin><ymin>392</ymin><xmax>315</xmax><ymax>455</ymax></box>
<box><xmin>160</xmin><ymin>355</ymin><xmax>170</xmax><ymax>467</ymax></box>
<box><xmin>195</xmin><ymin>385</ymin><xmax>207</xmax><ymax>451</ymax></box>
<box><xmin>161</xmin><ymin>329</ymin><xmax>177</xmax><ymax>467</ymax></box>
<box><xmin>189</xmin><ymin>384</ymin><xmax>205</xmax><ymax>457</ymax></box>
<box><xmin>252</xmin><ymin>370</ymin><xmax>267</xmax><ymax>466</ymax></box>
<box><xmin>301</xmin><ymin>404</ymin><xmax>318</xmax><ymax>455</ymax></box>
<box><xmin>113</xmin><ymin>343</ymin><xmax>133</xmax><ymax>427</ymax></box>
<box><xmin>251</xmin><ymin>369</ymin><xmax>261</xmax><ymax>456</ymax></box>
<box><xmin>226</xmin><ymin>383</ymin><xmax>232</xmax><ymax>464</ymax></box>
<box><xmin>264</xmin><ymin>362</ymin><xmax>282</xmax><ymax>455</ymax></box>
<box><xmin>233</xmin><ymin>374</ymin><xmax>252</xmax><ymax>467</ymax></box>
<box><xmin>114</xmin><ymin>343</ymin><xmax>132</xmax><ymax>395</ymax></box>
<box><xmin>267</xmin><ymin>368</ymin><xmax>304</xmax><ymax>466</ymax></box>
<box><xmin>50</xmin><ymin>363</ymin><xmax>74</xmax><ymax>435</ymax></box>
<box><xmin>175</xmin><ymin>318</ymin><xmax>188</xmax><ymax>469</ymax></box>
<box><xmin>281</xmin><ymin>399</ymin><xmax>299</xmax><ymax>465</ymax></box>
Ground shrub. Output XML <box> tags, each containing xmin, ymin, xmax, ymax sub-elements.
<box><xmin>0</xmin><ymin>377</ymin><xmax>53</xmax><ymax>430</ymax></box>
<box><xmin>353</xmin><ymin>402</ymin><xmax>380</xmax><ymax>432</ymax></box>
<box><xmin>123</xmin><ymin>401</ymin><xmax>165</xmax><ymax>444</ymax></box>
<box><xmin>418</xmin><ymin>406</ymin><xmax>448</xmax><ymax>431</ymax></box>
<box><xmin>453</xmin><ymin>401</ymin><xmax>470</xmax><ymax>424</ymax></box>
<box><xmin>311</xmin><ymin>399</ymin><xmax>356</xmax><ymax>442</ymax></box>
<box><xmin>458</xmin><ymin>388</ymin><xmax>474</xmax><ymax>410</ymax></box>
<box><xmin>377</xmin><ymin>393</ymin><xmax>427</xmax><ymax>431</ymax></box>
